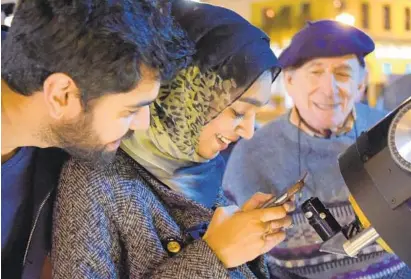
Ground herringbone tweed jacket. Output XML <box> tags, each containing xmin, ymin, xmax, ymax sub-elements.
<box><xmin>51</xmin><ymin>150</ymin><xmax>271</xmax><ymax>279</ymax></box>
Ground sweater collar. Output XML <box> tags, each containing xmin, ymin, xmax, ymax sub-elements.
<box><xmin>289</xmin><ymin>107</ymin><xmax>356</xmax><ymax>138</ymax></box>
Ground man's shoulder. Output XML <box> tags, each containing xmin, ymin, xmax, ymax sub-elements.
<box><xmin>227</xmin><ymin>114</ymin><xmax>291</xmax><ymax>169</ymax></box>
<box><xmin>237</xmin><ymin>114</ymin><xmax>291</xmax><ymax>151</ymax></box>
<box><xmin>56</xmin><ymin>151</ymin><xmax>164</xmax><ymax>228</ymax></box>
<box><xmin>355</xmin><ymin>102</ymin><xmax>386</xmax><ymax>117</ymax></box>
<box><xmin>261</xmin><ymin>113</ymin><xmax>292</xmax><ymax>134</ymax></box>
<box><xmin>355</xmin><ymin>102</ymin><xmax>387</xmax><ymax>129</ymax></box>
<box><xmin>59</xmin><ymin>150</ymin><xmax>153</xmax><ymax>202</ymax></box>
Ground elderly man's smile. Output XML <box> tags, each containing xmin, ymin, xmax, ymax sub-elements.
<box><xmin>313</xmin><ymin>102</ymin><xmax>342</xmax><ymax>110</ymax></box>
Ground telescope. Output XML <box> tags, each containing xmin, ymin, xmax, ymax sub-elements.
<box><xmin>302</xmin><ymin>97</ymin><xmax>411</xmax><ymax>267</ymax></box>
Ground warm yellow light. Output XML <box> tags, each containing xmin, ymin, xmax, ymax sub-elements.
<box><xmin>265</xmin><ymin>8</ymin><xmax>275</xmax><ymax>18</ymax></box>
<box><xmin>335</xmin><ymin>13</ymin><xmax>355</xmax><ymax>26</ymax></box>
<box><xmin>333</xmin><ymin>0</ymin><xmax>342</xmax><ymax>9</ymax></box>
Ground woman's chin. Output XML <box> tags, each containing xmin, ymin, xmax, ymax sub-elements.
<box><xmin>198</xmin><ymin>149</ymin><xmax>220</xmax><ymax>160</ymax></box>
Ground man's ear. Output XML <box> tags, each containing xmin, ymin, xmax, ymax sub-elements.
<box><xmin>43</xmin><ymin>73</ymin><xmax>82</xmax><ymax>120</ymax></box>
<box><xmin>283</xmin><ymin>69</ymin><xmax>296</xmax><ymax>99</ymax></box>
<box><xmin>356</xmin><ymin>67</ymin><xmax>368</xmax><ymax>102</ymax></box>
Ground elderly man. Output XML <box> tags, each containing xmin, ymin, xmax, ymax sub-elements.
<box><xmin>223</xmin><ymin>20</ymin><xmax>409</xmax><ymax>279</ymax></box>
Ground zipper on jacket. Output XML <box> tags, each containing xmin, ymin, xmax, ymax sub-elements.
<box><xmin>22</xmin><ymin>191</ymin><xmax>52</xmax><ymax>266</ymax></box>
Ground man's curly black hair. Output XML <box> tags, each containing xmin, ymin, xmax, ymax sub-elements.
<box><xmin>1</xmin><ymin>0</ymin><xmax>195</xmax><ymax>104</ymax></box>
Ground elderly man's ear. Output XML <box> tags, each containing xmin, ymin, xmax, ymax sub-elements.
<box><xmin>283</xmin><ymin>70</ymin><xmax>296</xmax><ymax>98</ymax></box>
<box><xmin>284</xmin><ymin>70</ymin><xmax>294</xmax><ymax>86</ymax></box>
<box><xmin>356</xmin><ymin>68</ymin><xmax>368</xmax><ymax>102</ymax></box>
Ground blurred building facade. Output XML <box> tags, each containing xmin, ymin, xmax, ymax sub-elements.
<box><xmin>206</xmin><ymin>0</ymin><xmax>411</xmax><ymax>108</ymax></box>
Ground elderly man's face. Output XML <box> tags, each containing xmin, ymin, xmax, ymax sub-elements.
<box><xmin>284</xmin><ymin>55</ymin><xmax>366</xmax><ymax>132</ymax></box>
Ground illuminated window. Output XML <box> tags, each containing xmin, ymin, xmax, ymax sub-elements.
<box><xmin>262</xmin><ymin>8</ymin><xmax>276</xmax><ymax>33</ymax></box>
<box><xmin>361</xmin><ymin>3</ymin><xmax>369</xmax><ymax>29</ymax></box>
<box><xmin>406</xmin><ymin>64</ymin><xmax>411</xmax><ymax>74</ymax></box>
<box><xmin>282</xmin><ymin>6</ymin><xmax>292</xmax><ymax>28</ymax></box>
<box><xmin>383</xmin><ymin>5</ymin><xmax>391</xmax><ymax>30</ymax></box>
<box><xmin>301</xmin><ymin>3</ymin><xmax>311</xmax><ymax>19</ymax></box>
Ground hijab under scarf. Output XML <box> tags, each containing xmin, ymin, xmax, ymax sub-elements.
<box><xmin>121</xmin><ymin>1</ymin><xmax>281</xmax><ymax>207</ymax></box>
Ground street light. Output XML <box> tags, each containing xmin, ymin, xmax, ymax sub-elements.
<box><xmin>335</xmin><ymin>12</ymin><xmax>355</xmax><ymax>26</ymax></box>
<box><xmin>265</xmin><ymin>8</ymin><xmax>275</xmax><ymax>18</ymax></box>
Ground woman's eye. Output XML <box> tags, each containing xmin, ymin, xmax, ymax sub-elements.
<box><xmin>123</xmin><ymin>109</ymin><xmax>139</xmax><ymax>117</ymax></box>
<box><xmin>232</xmin><ymin>109</ymin><xmax>245</xmax><ymax>119</ymax></box>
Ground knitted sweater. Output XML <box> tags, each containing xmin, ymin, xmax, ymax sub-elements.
<box><xmin>223</xmin><ymin>103</ymin><xmax>410</xmax><ymax>279</ymax></box>
<box><xmin>51</xmin><ymin>149</ymin><xmax>270</xmax><ymax>279</ymax></box>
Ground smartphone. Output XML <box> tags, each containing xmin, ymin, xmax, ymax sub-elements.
<box><xmin>259</xmin><ymin>171</ymin><xmax>308</xmax><ymax>208</ymax></box>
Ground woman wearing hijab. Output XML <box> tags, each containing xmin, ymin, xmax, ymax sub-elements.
<box><xmin>52</xmin><ymin>1</ymin><xmax>291</xmax><ymax>278</ymax></box>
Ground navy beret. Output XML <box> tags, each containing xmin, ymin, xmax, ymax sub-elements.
<box><xmin>278</xmin><ymin>20</ymin><xmax>375</xmax><ymax>69</ymax></box>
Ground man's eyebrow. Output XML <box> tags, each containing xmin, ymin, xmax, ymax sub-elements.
<box><xmin>306</xmin><ymin>61</ymin><xmax>324</xmax><ymax>68</ymax></box>
<box><xmin>126</xmin><ymin>99</ymin><xmax>155</xmax><ymax>109</ymax></box>
<box><xmin>239</xmin><ymin>97</ymin><xmax>269</xmax><ymax>107</ymax></box>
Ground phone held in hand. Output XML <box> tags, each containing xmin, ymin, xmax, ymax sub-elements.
<box><xmin>259</xmin><ymin>171</ymin><xmax>308</xmax><ymax>208</ymax></box>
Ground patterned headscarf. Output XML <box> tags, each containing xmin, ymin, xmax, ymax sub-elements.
<box><xmin>147</xmin><ymin>66</ymin><xmax>238</xmax><ymax>160</ymax></box>
<box><xmin>121</xmin><ymin>1</ymin><xmax>281</xmax><ymax>206</ymax></box>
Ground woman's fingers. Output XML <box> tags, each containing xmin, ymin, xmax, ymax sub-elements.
<box><xmin>282</xmin><ymin>200</ymin><xmax>296</xmax><ymax>212</ymax></box>
<box><xmin>256</xmin><ymin>206</ymin><xmax>287</xmax><ymax>223</ymax></box>
<box><xmin>260</xmin><ymin>230</ymin><xmax>286</xmax><ymax>254</ymax></box>
<box><xmin>267</xmin><ymin>216</ymin><xmax>293</xmax><ymax>230</ymax></box>
<box><xmin>242</xmin><ymin>192</ymin><xmax>274</xmax><ymax>211</ymax></box>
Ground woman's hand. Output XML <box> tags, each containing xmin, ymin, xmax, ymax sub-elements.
<box><xmin>203</xmin><ymin>192</ymin><xmax>293</xmax><ymax>268</ymax></box>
